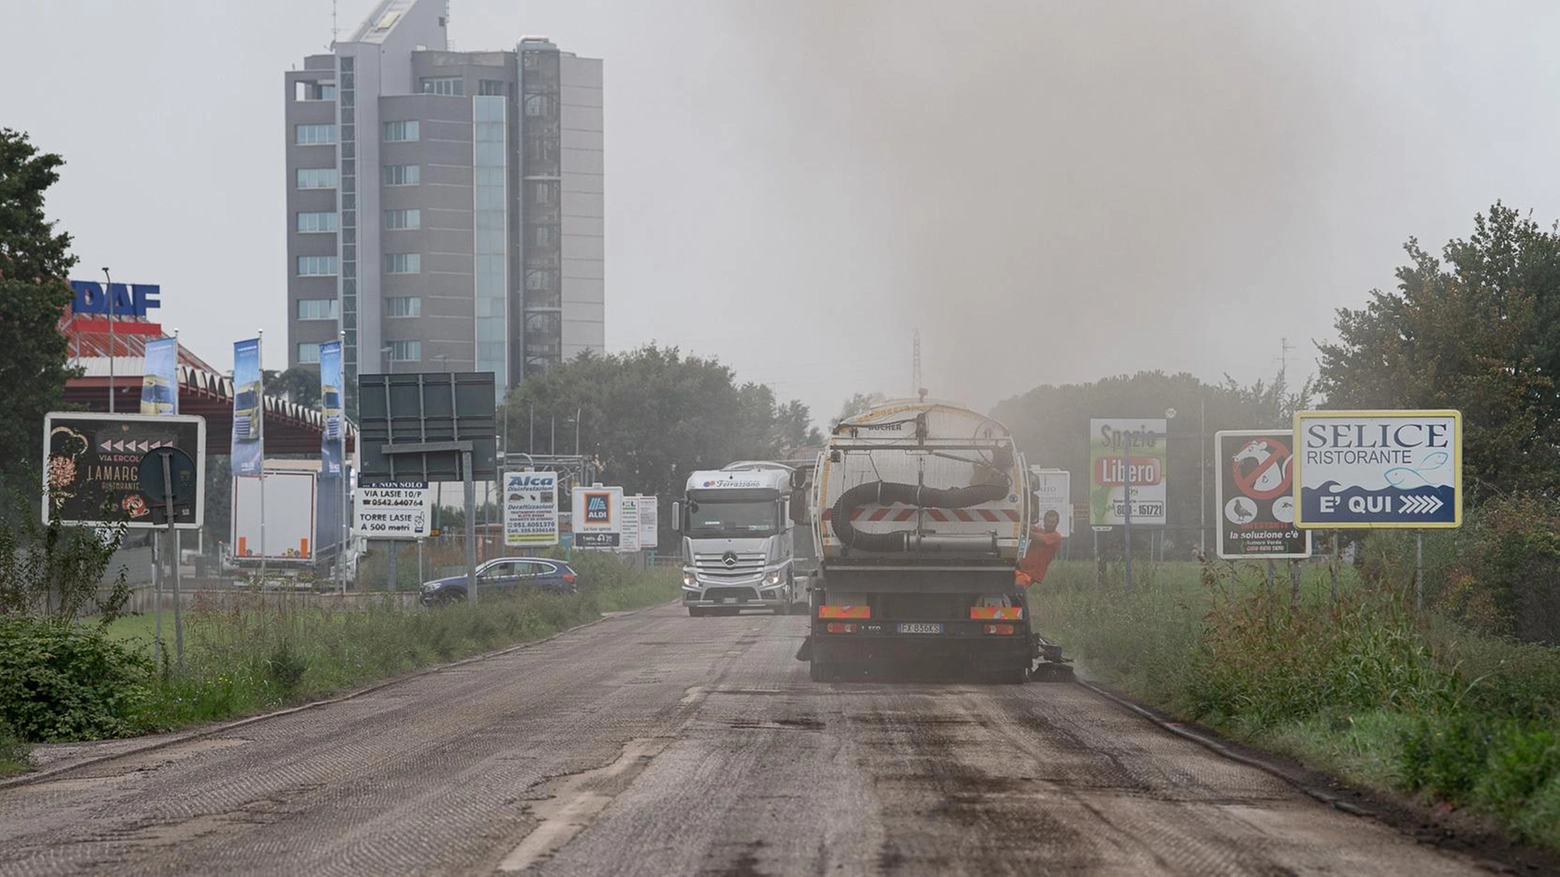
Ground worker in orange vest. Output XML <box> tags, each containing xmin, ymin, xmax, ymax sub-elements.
<box><xmin>1016</xmin><ymin>509</ymin><xmax>1063</xmax><ymax>587</ymax></box>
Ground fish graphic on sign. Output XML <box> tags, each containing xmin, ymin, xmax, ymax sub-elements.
<box><xmin>1231</xmin><ymin>438</ymin><xmax>1293</xmax><ymax>501</ymax></box>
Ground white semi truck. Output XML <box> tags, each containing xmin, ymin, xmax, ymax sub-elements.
<box><xmin>802</xmin><ymin>399</ymin><xmax>1068</xmax><ymax>682</ymax></box>
<box><xmin>672</xmin><ymin>462</ymin><xmax>812</xmax><ymax>616</ymax></box>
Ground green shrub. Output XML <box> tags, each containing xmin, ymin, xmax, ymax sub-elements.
<box><xmin>1473</xmin><ymin>723</ymin><xmax>1560</xmax><ymax>820</ymax></box>
<box><xmin>0</xmin><ymin>717</ymin><xmax>30</xmax><ymax>774</ymax></box>
<box><xmin>0</xmin><ymin>616</ymin><xmax>155</xmax><ymax>741</ymax></box>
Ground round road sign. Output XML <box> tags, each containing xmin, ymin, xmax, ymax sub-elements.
<box><xmin>137</xmin><ymin>446</ymin><xmax>198</xmax><ymax>505</ymax></box>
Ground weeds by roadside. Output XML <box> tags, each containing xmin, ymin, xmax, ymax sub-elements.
<box><xmin>1032</xmin><ymin>559</ymin><xmax>1560</xmax><ymax>852</ymax></box>
<box><xmin>0</xmin><ymin>558</ymin><xmax>680</xmax><ymax>775</ymax></box>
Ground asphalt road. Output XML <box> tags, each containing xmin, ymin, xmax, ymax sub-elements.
<box><xmin>0</xmin><ymin>605</ymin><xmax>1497</xmax><ymax>875</ymax></box>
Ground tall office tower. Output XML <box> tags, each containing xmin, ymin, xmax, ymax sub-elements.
<box><xmin>284</xmin><ymin>0</ymin><xmax>604</xmax><ymax>400</ymax></box>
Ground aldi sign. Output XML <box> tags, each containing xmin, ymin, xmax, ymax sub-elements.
<box><xmin>1293</xmin><ymin>410</ymin><xmax>1461</xmax><ymax>529</ymax></box>
<box><xmin>571</xmin><ymin>485</ymin><xmax>624</xmax><ymax>550</ymax></box>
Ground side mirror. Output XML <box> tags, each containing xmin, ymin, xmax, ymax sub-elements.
<box><xmin>790</xmin><ymin>468</ymin><xmax>808</xmax><ymax>490</ymax></box>
<box><xmin>789</xmin><ymin>487</ymin><xmax>810</xmax><ymax>524</ymax></box>
<box><xmin>670</xmin><ymin>501</ymin><xmax>682</xmax><ymax>531</ymax></box>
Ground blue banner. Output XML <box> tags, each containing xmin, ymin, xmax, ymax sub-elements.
<box><xmin>140</xmin><ymin>337</ymin><xmax>179</xmax><ymax>415</ymax></box>
<box><xmin>317</xmin><ymin>340</ymin><xmax>344</xmax><ymax>555</ymax></box>
<box><xmin>232</xmin><ymin>338</ymin><xmax>263</xmax><ymax>477</ymax></box>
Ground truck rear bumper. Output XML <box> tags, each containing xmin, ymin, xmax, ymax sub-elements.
<box><xmin>809</xmin><ymin>625</ymin><xmax>1032</xmax><ymax>670</ymax></box>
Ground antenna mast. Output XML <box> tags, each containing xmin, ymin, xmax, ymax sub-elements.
<box><xmin>912</xmin><ymin>329</ymin><xmax>923</xmax><ymax>398</ymax></box>
<box><xmin>331</xmin><ymin>0</ymin><xmax>338</xmax><ymax>46</ymax></box>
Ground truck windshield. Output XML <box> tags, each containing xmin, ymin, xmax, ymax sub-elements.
<box><xmin>687</xmin><ymin>500</ymin><xmax>777</xmax><ymax>537</ymax></box>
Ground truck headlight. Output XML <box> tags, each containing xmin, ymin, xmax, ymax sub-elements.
<box><xmin>763</xmin><ymin>571</ymin><xmax>782</xmax><ymax>586</ymax></box>
<box><xmin>683</xmin><ymin>572</ymin><xmax>697</xmax><ymax>587</ymax></box>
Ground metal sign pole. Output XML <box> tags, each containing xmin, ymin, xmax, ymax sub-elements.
<box><xmin>161</xmin><ymin>453</ymin><xmax>184</xmax><ymax>668</ymax></box>
<box><xmin>340</xmin><ymin>330</ymin><xmax>348</xmax><ymax>595</ymax></box>
<box><xmin>463</xmin><ymin>448</ymin><xmax>477</xmax><ymax>605</ymax></box>
<box><xmin>1415</xmin><ymin>531</ymin><xmax>1424</xmax><ymax>611</ymax></box>
<box><xmin>1121</xmin><ymin>436</ymin><xmax>1133</xmax><ymax>592</ymax></box>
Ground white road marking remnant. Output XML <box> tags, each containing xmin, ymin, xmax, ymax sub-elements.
<box><xmin>498</xmin><ymin>737</ymin><xmax>673</xmax><ymax>872</ymax></box>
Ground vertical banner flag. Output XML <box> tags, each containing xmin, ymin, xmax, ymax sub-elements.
<box><xmin>140</xmin><ymin>337</ymin><xmax>179</xmax><ymax>415</ymax></box>
<box><xmin>231</xmin><ymin>338</ymin><xmax>263</xmax><ymax>477</ymax></box>
<box><xmin>317</xmin><ymin>340</ymin><xmax>344</xmax><ymax>555</ymax></box>
<box><xmin>318</xmin><ymin>341</ymin><xmax>344</xmax><ymax>477</ymax></box>
<box><xmin>1088</xmin><ymin>419</ymin><xmax>1168</xmax><ymax>527</ymax></box>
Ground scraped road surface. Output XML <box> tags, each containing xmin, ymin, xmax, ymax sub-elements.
<box><xmin>0</xmin><ymin>605</ymin><xmax>1492</xmax><ymax>875</ymax></box>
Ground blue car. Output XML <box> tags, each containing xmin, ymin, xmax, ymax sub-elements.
<box><xmin>419</xmin><ymin>557</ymin><xmax>579</xmax><ymax>606</ymax></box>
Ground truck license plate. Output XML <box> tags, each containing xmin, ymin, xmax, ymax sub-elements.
<box><xmin>897</xmin><ymin>623</ymin><xmax>943</xmax><ymax>634</ymax></box>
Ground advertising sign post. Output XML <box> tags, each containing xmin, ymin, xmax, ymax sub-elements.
<box><xmin>42</xmin><ymin>412</ymin><xmax>206</xmax><ymax>529</ymax></box>
<box><xmin>1215</xmin><ymin>430</ymin><xmax>1310</xmax><ymax>560</ymax></box>
<box><xmin>1088</xmin><ymin>419</ymin><xmax>1168</xmax><ymax>528</ymax></box>
<box><xmin>1294</xmin><ymin>410</ymin><xmax>1462</xmax><ymax>610</ymax></box>
<box><xmin>354</xmin><ymin>481</ymin><xmax>432</xmax><ymax>539</ymax></box>
<box><xmin>1028</xmin><ymin>468</ymin><xmax>1071</xmax><ymax>539</ymax></box>
<box><xmin>1292</xmin><ymin>411</ymin><xmax>1462</xmax><ymax>529</ymax></box>
<box><xmin>503</xmin><ymin>470</ymin><xmax>560</xmax><ymax>548</ymax></box>
<box><xmin>571</xmin><ymin>485</ymin><xmax>624</xmax><ymax>550</ymax></box>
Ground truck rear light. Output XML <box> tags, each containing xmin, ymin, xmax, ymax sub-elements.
<box><xmin>825</xmin><ymin>623</ymin><xmax>857</xmax><ymax>634</ymax></box>
<box><xmin>982</xmin><ymin>623</ymin><xmax>1016</xmax><ymax>635</ymax></box>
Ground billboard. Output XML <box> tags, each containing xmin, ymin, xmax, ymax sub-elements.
<box><xmin>354</xmin><ymin>480</ymin><xmax>432</xmax><ymax>539</ymax></box>
<box><xmin>140</xmin><ymin>337</ymin><xmax>179</xmax><ymax>415</ymax></box>
<box><xmin>43</xmin><ymin>412</ymin><xmax>206</xmax><ymax>529</ymax></box>
<box><xmin>1293</xmin><ymin>410</ymin><xmax>1462</xmax><ymax>529</ymax></box>
<box><xmin>619</xmin><ymin>493</ymin><xmax>642</xmax><ymax>552</ymax></box>
<box><xmin>635</xmin><ymin>496</ymin><xmax>660</xmax><ymax>550</ymax></box>
<box><xmin>1089</xmin><ymin>419</ymin><xmax>1167</xmax><ymax>527</ymax></box>
<box><xmin>571</xmin><ymin>485</ymin><xmax>623</xmax><ymax>549</ymax></box>
<box><xmin>231</xmin><ymin>337</ymin><xmax>263</xmax><ymax>477</ymax></box>
<box><xmin>503</xmin><ymin>470</ymin><xmax>560</xmax><ymax>548</ymax></box>
<box><xmin>1215</xmin><ymin>430</ymin><xmax>1311</xmax><ymax>559</ymax></box>
<box><xmin>1028</xmin><ymin>468</ymin><xmax>1071</xmax><ymax>538</ymax></box>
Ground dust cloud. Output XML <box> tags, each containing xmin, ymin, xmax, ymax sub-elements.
<box><xmin>714</xmin><ymin>1</ymin><xmax>1380</xmax><ymax>412</ymax></box>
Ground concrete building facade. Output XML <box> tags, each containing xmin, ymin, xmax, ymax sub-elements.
<box><xmin>283</xmin><ymin>0</ymin><xmax>603</xmax><ymax>398</ymax></box>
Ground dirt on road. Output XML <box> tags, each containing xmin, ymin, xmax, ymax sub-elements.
<box><xmin>0</xmin><ymin>605</ymin><xmax>1522</xmax><ymax>875</ymax></box>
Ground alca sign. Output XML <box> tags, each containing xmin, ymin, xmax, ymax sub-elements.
<box><xmin>1215</xmin><ymin>430</ymin><xmax>1310</xmax><ymax>559</ymax></box>
<box><xmin>1292</xmin><ymin>410</ymin><xmax>1461</xmax><ymax>529</ymax></box>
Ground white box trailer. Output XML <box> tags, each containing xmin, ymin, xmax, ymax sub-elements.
<box><xmin>231</xmin><ymin>468</ymin><xmax>319</xmax><ymax>565</ymax></box>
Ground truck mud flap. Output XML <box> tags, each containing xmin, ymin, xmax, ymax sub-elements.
<box><xmin>795</xmin><ymin>636</ymin><xmax>813</xmax><ymax>662</ymax></box>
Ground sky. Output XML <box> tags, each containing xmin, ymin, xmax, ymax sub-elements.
<box><xmin>5</xmin><ymin>1</ymin><xmax>1560</xmax><ymax>428</ymax></box>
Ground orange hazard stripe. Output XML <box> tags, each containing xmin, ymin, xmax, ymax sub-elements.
<box><xmin>970</xmin><ymin>606</ymin><xmax>1024</xmax><ymax>620</ymax></box>
<box><xmin>818</xmin><ymin>605</ymin><xmax>871</xmax><ymax>619</ymax></box>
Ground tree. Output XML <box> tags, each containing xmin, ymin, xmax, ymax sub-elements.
<box><xmin>0</xmin><ymin>129</ymin><xmax>78</xmax><ymax>495</ymax></box>
<box><xmin>1316</xmin><ymin>203</ymin><xmax>1560</xmax><ymax>495</ymax></box>
<box><xmin>266</xmin><ymin>367</ymin><xmax>322</xmax><ymax>408</ymax></box>
<box><xmin>503</xmin><ymin>345</ymin><xmax>821</xmax><ymax>501</ymax></box>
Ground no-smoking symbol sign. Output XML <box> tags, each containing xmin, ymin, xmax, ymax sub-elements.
<box><xmin>1230</xmin><ymin>437</ymin><xmax>1293</xmax><ymax>501</ymax></box>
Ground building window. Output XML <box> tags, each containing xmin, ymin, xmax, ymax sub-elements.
<box><xmin>533</xmin><ymin>182</ymin><xmax>554</xmax><ymax>204</ymax></box>
<box><xmin>295</xmin><ymin>124</ymin><xmax>337</xmax><ymax>145</ymax></box>
<box><xmin>382</xmin><ymin>120</ymin><xmax>420</xmax><ymax>142</ymax></box>
<box><xmin>478</xmin><ymin>79</ymin><xmax>505</xmax><ymax>96</ymax></box>
<box><xmin>296</xmin><ymin>298</ymin><xmax>339</xmax><ymax>320</ymax></box>
<box><xmin>383</xmin><ymin>252</ymin><xmax>421</xmax><ymax>274</ymax></box>
<box><xmin>296</xmin><ymin>255</ymin><xmax>339</xmax><ymax>276</ymax></box>
<box><xmin>383</xmin><ymin>164</ymin><xmax>420</xmax><ymax>186</ymax></box>
<box><xmin>294</xmin><ymin>81</ymin><xmax>337</xmax><ymax>101</ymax></box>
<box><xmin>523</xmin><ymin>94</ymin><xmax>553</xmax><ymax>117</ymax></box>
<box><xmin>297</xmin><ymin>342</ymin><xmax>322</xmax><ymax>363</ymax></box>
<box><xmin>383</xmin><ymin>208</ymin><xmax>421</xmax><ymax>230</ymax></box>
<box><xmin>296</xmin><ymin>211</ymin><xmax>338</xmax><ymax>233</ymax></box>
<box><xmin>535</xmin><ymin>226</ymin><xmax>552</xmax><ymax>247</ymax></box>
<box><xmin>296</xmin><ymin>167</ymin><xmax>338</xmax><ymax>189</ymax></box>
<box><xmin>419</xmin><ymin>76</ymin><xmax>463</xmax><ymax>96</ymax></box>
<box><xmin>387</xmin><ymin>340</ymin><xmax>421</xmax><ymax>362</ymax></box>
<box><xmin>385</xmin><ymin>296</ymin><xmax>422</xmax><ymax>317</ymax></box>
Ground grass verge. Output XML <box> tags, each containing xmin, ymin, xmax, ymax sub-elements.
<box><xmin>1031</xmin><ymin>559</ymin><xmax>1560</xmax><ymax>852</ymax></box>
<box><xmin>1</xmin><ymin>559</ymin><xmax>679</xmax><ymax>775</ymax></box>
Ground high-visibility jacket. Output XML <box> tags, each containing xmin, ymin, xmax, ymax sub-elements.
<box><xmin>1017</xmin><ymin>527</ymin><xmax>1063</xmax><ymax>585</ymax></box>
